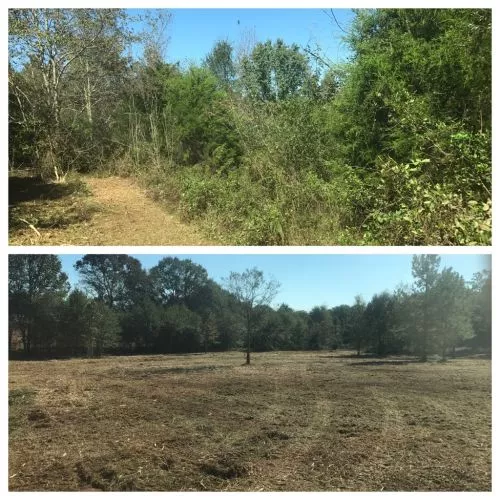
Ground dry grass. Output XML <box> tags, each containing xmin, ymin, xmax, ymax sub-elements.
<box><xmin>9</xmin><ymin>175</ymin><xmax>214</xmax><ymax>246</ymax></box>
<box><xmin>8</xmin><ymin>351</ymin><xmax>491</xmax><ymax>491</ymax></box>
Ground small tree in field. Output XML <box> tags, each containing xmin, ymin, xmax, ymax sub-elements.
<box><xmin>224</xmin><ymin>267</ymin><xmax>280</xmax><ymax>365</ymax></box>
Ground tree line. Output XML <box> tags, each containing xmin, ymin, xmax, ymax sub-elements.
<box><xmin>8</xmin><ymin>254</ymin><xmax>491</xmax><ymax>360</ymax></box>
<box><xmin>8</xmin><ymin>9</ymin><xmax>491</xmax><ymax>245</ymax></box>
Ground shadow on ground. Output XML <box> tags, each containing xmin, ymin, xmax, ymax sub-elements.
<box><xmin>8</xmin><ymin>174</ymin><xmax>96</xmax><ymax>236</ymax></box>
<box><xmin>349</xmin><ymin>360</ymin><xmax>420</xmax><ymax>367</ymax></box>
<box><xmin>9</xmin><ymin>175</ymin><xmax>82</xmax><ymax>205</ymax></box>
<box><xmin>331</xmin><ymin>353</ymin><xmax>385</xmax><ymax>359</ymax></box>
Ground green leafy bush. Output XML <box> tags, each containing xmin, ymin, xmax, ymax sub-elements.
<box><xmin>360</xmin><ymin>157</ymin><xmax>491</xmax><ymax>245</ymax></box>
<box><xmin>163</xmin><ymin>68</ymin><xmax>242</xmax><ymax>168</ymax></box>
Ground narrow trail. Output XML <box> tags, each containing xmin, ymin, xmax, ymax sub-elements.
<box><xmin>11</xmin><ymin>176</ymin><xmax>215</xmax><ymax>246</ymax></box>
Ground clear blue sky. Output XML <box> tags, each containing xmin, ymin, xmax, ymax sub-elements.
<box><xmin>59</xmin><ymin>254</ymin><xmax>490</xmax><ymax>312</ymax></box>
<box><xmin>130</xmin><ymin>8</ymin><xmax>355</xmax><ymax>67</ymax></box>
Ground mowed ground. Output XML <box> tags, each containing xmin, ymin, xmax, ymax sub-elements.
<box><xmin>8</xmin><ymin>351</ymin><xmax>491</xmax><ymax>491</ymax></box>
<box><xmin>9</xmin><ymin>175</ymin><xmax>214</xmax><ymax>246</ymax></box>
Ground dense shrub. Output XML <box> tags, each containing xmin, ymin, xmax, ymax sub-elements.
<box><xmin>9</xmin><ymin>8</ymin><xmax>491</xmax><ymax>245</ymax></box>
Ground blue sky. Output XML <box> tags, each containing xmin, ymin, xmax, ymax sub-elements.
<box><xmin>59</xmin><ymin>254</ymin><xmax>490</xmax><ymax>312</ymax></box>
<box><xmin>130</xmin><ymin>8</ymin><xmax>355</xmax><ymax>67</ymax></box>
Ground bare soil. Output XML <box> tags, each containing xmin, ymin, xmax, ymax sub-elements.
<box><xmin>9</xmin><ymin>175</ymin><xmax>214</xmax><ymax>246</ymax></box>
<box><xmin>8</xmin><ymin>351</ymin><xmax>491</xmax><ymax>491</ymax></box>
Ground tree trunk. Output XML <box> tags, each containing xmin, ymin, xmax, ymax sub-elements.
<box><xmin>47</xmin><ymin>53</ymin><xmax>63</xmax><ymax>181</ymax></box>
<box><xmin>246</xmin><ymin>326</ymin><xmax>251</xmax><ymax>365</ymax></box>
<box><xmin>85</xmin><ymin>60</ymin><xmax>93</xmax><ymax>127</ymax></box>
<box><xmin>246</xmin><ymin>308</ymin><xmax>251</xmax><ymax>365</ymax></box>
<box><xmin>421</xmin><ymin>282</ymin><xmax>430</xmax><ymax>362</ymax></box>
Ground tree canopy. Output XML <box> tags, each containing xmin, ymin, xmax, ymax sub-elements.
<box><xmin>8</xmin><ymin>254</ymin><xmax>491</xmax><ymax>361</ymax></box>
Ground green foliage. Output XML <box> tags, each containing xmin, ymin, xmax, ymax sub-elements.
<box><xmin>59</xmin><ymin>290</ymin><xmax>90</xmax><ymax>355</ymax></box>
<box><xmin>163</xmin><ymin>67</ymin><xmax>242</xmax><ymax>167</ymax></box>
<box><xmin>469</xmin><ymin>271</ymin><xmax>492</xmax><ymax>350</ymax></box>
<box><xmin>308</xmin><ymin>306</ymin><xmax>335</xmax><ymax>350</ymax></box>
<box><xmin>357</xmin><ymin>158</ymin><xmax>490</xmax><ymax>246</ymax></box>
<box><xmin>177</xmin><ymin>154</ymin><xmax>356</xmax><ymax>245</ymax></box>
<box><xmin>84</xmin><ymin>301</ymin><xmax>120</xmax><ymax>357</ymax></box>
<box><xmin>9</xmin><ymin>9</ymin><xmax>131</xmax><ymax>177</ymax></box>
<box><xmin>350</xmin><ymin>295</ymin><xmax>367</xmax><ymax>355</ymax></box>
<box><xmin>9</xmin><ymin>254</ymin><xmax>69</xmax><ymax>354</ymax></box>
<box><xmin>364</xmin><ymin>292</ymin><xmax>400</xmax><ymax>355</ymax></box>
<box><xmin>340</xmin><ymin>8</ymin><xmax>491</xmax><ymax>167</ymax></box>
<box><xmin>149</xmin><ymin>256</ymin><xmax>209</xmax><ymax>307</ymax></box>
<box><xmin>9</xmin><ymin>253</ymin><xmax>491</xmax><ymax>359</ymax></box>
<box><xmin>120</xmin><ymin>298</ymin><xmax>163</xmax><ymax>352</ymax></box>
<box><xmin>204</xmin><ymin>40</ymin><xmax>235</xmax><ymax>89</ymax></box>
<box><xmin>239</xmin><ymin>39</ymin><xmax>311</xmax><ymax>101</ymax></box>
<box><xmin>8</xmin><ymin>9</ymin><xmax>491</xmax><ymax>245</ymax></box>
<box><xmin>433</xmin><ymin>268</ymin><xmax>473</xmax><ymax>358</ymax></box>
<box><xmin>75</xmin><ymin>255</ymin><xmax>145</xmax><ymax>309</ymax></box>
<box><xmin>157</xmin><ymin>305</ymin><xmax>202</xmax><ymax>353</ymax></box>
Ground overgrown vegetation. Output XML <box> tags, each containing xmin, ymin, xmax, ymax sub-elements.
<box><xmin>9</xmin><ymin>254</ymin><xmax>491</xmax><ymax>360</ymax></box>
<box><xmin>8</xmin><ymin>8</ymin><xmax>491</xmax><ymax>245</ymax></box>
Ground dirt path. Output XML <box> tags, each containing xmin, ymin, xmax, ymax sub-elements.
<box><xmin>10</xmin><ymin>176</ymin><xmax>215</xmax><ymax>246</ymax></box>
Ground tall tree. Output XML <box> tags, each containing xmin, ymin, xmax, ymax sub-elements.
<box><xmin>204</xmin><ymin>40</ymin><xmax>235</xmax><ymax>89</ymax></box>
<box><xmin>224</xmin><ymin>267</ymin><xmax>280</xmax><ymax>364</ymax></box>
<box><xmin>411</xmin><ymin>254</ymin><xmax>441</xmax><ymax>361</ymax></box>
<box><xmin>433</xmin><ymin>267</ymin><xmax>472</xmax><ymax>358</ymax></box>
<box><xmin>84</xmin><ymin>301</ymin><xmax>120</xmax><ymax>357</ymax></box>
<box><xmin>9</xmin><ymin>254</ymin><xmax>69</xmax><ymax>354</ymax></box>
<box><xmin>120</xmin><ymin>297</ymin><xmax>162</xmax><ymax>353</ymax></box>
<box><xmin>156</xmin><ymin>305</ymin><xmax>202</xmax><ymax>353</ymax></box>
<box><xmin>162</xmin><ymin>67</ymin><xmax>241</xmax><ymax>167</ymax></box>
<box><xmin>308</xmin><ymin>306</ymin><xmax>334</xmax><ymax>350</ymax></box>
<box><xmin>331</xmin><ymin>304</ymin><xmax>352</xmax><ymax>347</ymax></box>
<box><xmin>364</xmin><ymin>291</ymin><xmax>396</xmax><ymax>356</ymax></box>
<box><xmin>59</xmin><ymin>289</ymin><xmax>90</xmax><ymax>356</ymax></box>
<box><xmin>75</xmin><ymin>254</ymin><xmax>145</xmax><ymax>309</ymax></box>
<box><xmin>239</xmin><ymin>39</ymin><xmax>311</xmax><ymax>101</ymax></box>
<box><xmin>469</xmin><ymin>270</ymin><xmax>492</xmax><ymax>350</ymax></box>
<box><xmin>9</xmin><ymin>8</ymin><xmax>130</xmax><ymax>177</ymax></box>
<box><xmin>150</xmin><ymin>257</ymin><xmax>209</xmax><ymax>308</ymax></box>
<box><xmin>350</xmin><ymin>295</ymin><xmax>367</xmax><ymax>356</ymax></box>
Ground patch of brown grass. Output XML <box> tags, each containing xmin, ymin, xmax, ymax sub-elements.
<box><xmin>8</xmin><ymin>351</ymin><xmax>491</xmax><ymax>491</ymax></box>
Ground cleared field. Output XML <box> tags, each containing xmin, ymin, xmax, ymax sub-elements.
<box><xmin>8</xmin><ymin>351</ymin><xmax>491</xmax><ymax>491</ymax></box>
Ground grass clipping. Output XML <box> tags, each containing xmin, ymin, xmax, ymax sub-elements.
<box><xmin>8</xmin><ymin>351</ymin><xmax>491</xmax><ymax>491</ymax></box>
